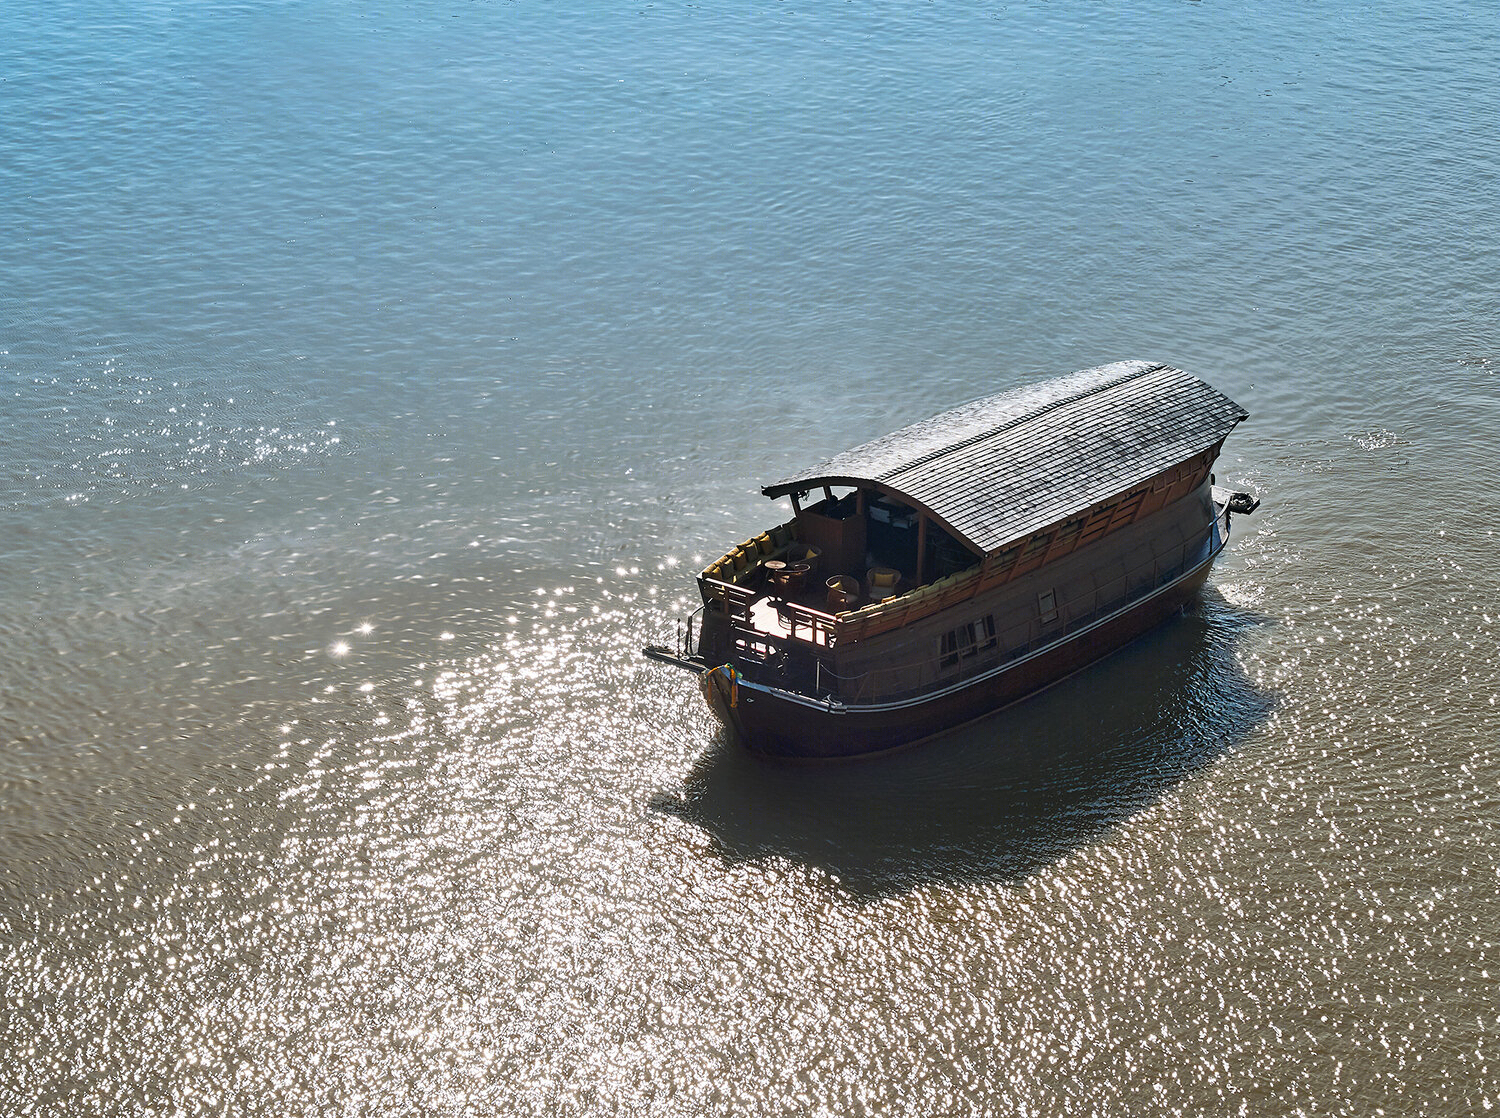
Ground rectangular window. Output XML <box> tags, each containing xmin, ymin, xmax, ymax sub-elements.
<box><xmin>1038</xmin><ymin>590</ymin><xmax>1058</xmax><ymax>625</ymax></box>
<box><xmin>941</xmin><ymin>615</ymin><xmax>997</xmax><ymax>669</ymax></box>
<box><xmin>977</xmin><ymin>614</ymin><xmax>996</xmax><ymax>650</ymax></box>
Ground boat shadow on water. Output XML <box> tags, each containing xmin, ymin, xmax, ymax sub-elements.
<box><xmin>650</xmin><ymin>591</ymin><xmax>1274</xmax><ymax>901</ymax></box>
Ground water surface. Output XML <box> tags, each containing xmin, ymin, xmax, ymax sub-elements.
<box><xmin>2</xmin><ymin>2</ymin><xmax>1498</xmax><ymax>1114</ymax></box>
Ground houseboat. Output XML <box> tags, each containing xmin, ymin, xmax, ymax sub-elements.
<box><xmin>643</xmin><ymin>360</ymin><xmax>1258</xmax><ymax>758</ymax></box>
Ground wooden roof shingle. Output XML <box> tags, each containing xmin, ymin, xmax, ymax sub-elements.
<box><xmin>763</xmin><ymin>360</ymin><xmax>1249</xmax><ymax>555</ymax></box>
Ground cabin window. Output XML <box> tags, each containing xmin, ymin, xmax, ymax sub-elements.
<box><xmin>1038</xmin><ymin>589</ymin><xmax>1058</xmax><ymax>625</ymax></box>
<box><xmin>940</xmin><ymin>615</ymin><xmax>997</xmax><ymax>668</ymax></box>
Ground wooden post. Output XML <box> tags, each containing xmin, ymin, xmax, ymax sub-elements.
<box><xmin>916</xmin><ymin>512</ymin><xmax>928</xmax><ymax>586</ymax></box>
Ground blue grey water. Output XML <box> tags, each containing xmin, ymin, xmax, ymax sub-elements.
<box><xmin>2</xmin><ymin>2</ymin><xmax>1497</xmax><ymax>1114</ymax></box>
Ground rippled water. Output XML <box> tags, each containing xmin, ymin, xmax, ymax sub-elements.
<box><xmin>3</xmin><ymin>2</ymin><xmax>1498</xmax><ymax>1115</ymax></box>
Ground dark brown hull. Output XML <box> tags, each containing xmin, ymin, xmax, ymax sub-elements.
<box><xmin>702</xmin><ymin>557</ymin><xmax>1215</xmax><ymax>759</ymax></box>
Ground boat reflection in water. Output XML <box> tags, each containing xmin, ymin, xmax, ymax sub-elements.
<box><xmin>652</xmin><ymin>593</ymin><xmax>1273</xmax><ymax>900</ymax></box>
<box><xmin>645</xmin><ymin>361</ymin><xmax>1260</xmax><ymax>758</ymax></box>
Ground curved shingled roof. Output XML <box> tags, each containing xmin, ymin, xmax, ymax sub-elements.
<box><xmin>763</xmin><ymin>360</ymin><xmax>1249</xmax><ymax>555</ymax></box>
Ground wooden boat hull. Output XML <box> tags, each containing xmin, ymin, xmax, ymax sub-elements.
<box><xmin>700</xmin><ymin>549</ymin><xmax>1217</xmax><ymax>759</ymax></box>
<box><xmin>645</xmin><ymin>364</ymin><xmax>1258</xmax><ymax>760</ymax></box>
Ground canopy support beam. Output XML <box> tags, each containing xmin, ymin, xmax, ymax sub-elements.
<box><xmin>916</xmin><ymin>512</ymin><xmax>928</xmax><ymax>585</ymax></box>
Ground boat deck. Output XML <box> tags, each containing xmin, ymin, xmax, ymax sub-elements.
<box><xmin>741</xmin><ymin>567</ymin><xmax>906</xmax><ymax>647</ymax></box>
